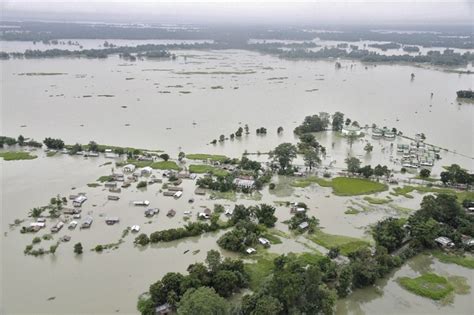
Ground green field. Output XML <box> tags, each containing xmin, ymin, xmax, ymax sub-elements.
<box><xmin>431</xmin><ymin>250</ymin><xmax>474</xmax><ymax>269</ymax></box>
<box><xmin>306</xmin><ymin>229</ymin><xmax>370</xmax><ymax>256</ymax></box>
<box><xmin>291</xmin><ymin>176</ymin><xmax>331</xmax><ymax>188</ymax></box>
<box><xmin>398</xmin><ymin>273</ymin><xmax>454</xmax><ymax>300</ymax></box>
<box><xmin>292</xmin><ymin>176</ymin><xmax>387</xmax><ymax>196</ymax></box>
<box><xmin>186</xmin><ymin>153</ymin><xmax>228</xmax><ymax>162</ymax></box>
<box><xmin>0</xmin><ymin>151</ymin><xmax>37</xmax><ymax>161</ymax></box>
<box><xmin>392</xmin><ymin>185</ymin><xmax>474</xmax><ymax>203</ymax></box>
<box><xmin>189</xmin><ymin>164</ymin><xmax>228</xmax><ymax>177</ymax></box>
<box><xmin>363</xmin><ymin>196</ymin><xmax>392</xmax><ymax>204</ymax></box>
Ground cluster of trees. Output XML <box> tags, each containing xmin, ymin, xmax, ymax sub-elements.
<box><xmin>456</xmin><ymin>90</ymin><xmax>474</xmax><ymax>99</ymax></box>
<box><xmin>372</xmin><ymin>193</ymin><xmax>474</xmax><ymax>253</ymax></box>
<box><xmin>287</xmin><ymin>211</ymin><xmax>319</xmax><ymax>233</ymax></box>
<box><xmin>218</xmin><ymin>204</ymin><xmax>278</xmax><ymax>252</ymax></box>
<box><xmin>136</xmin><ymin>217</ymin><xmax>227</xmax><ymax>245</ymax></box>
<box><xmin>138</xmin><ymin>250</ymin><xmax>248</xmax><ymax>314</ymax></box>
<box><xmin>256</xmin><ymin>127</ymin><xmax>267</xmax><ymax>135</ymax></box>
<box><xmin>298</xmin><ymin>133</ymin><xmax>326</xmax><ymax>170</ymax></box>
<box><xmin>269</xmin><ymin>143</ymin><xmax>298</xmax><ymax>174</ymax></box>
<box><xmin>43</xmin><ymin>137</ymin><xmax>65</xmax><ymax>150</ymax></box>
<box><xmin>239</xmin><ymin>157</ymin><xmax>262</xmax><ymax>173</ymax></box>
<box><xmin>241</xmin><ymin>254</ymin><xmax>338</xmax><ymax>314</ymax></box>
<box><xmin>368</xmin><ymin>42</ymin><xmax>401</xmax><ymax>51</ymax></box>
<box><xmin>345</xmin><ymin>157</ymin><xmax>391</xmax><ymax>179</ymax></box>
<box><xmin>293</xmin><ymin>112</ymin><xmax>331</xmax><ymax>135</ymax></box>
<box><xmin>197</xmin><ymin>174</ymin><xmax>235</xmax><ymax>192</ymax></box>
<box><xmin>440</xmin><ymin>164</ymin><xmax>473</xmax><ymax>186</ymax></box>
<box><xmin>0</xmin><ymin>135</ymin><xmax>42</xmax><ymax>148</ymax></box>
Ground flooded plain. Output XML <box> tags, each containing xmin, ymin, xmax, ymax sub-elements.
<box><xmin>1</xmin><ymin>41</ymin><xmax>473</xmax><ymax>314</ymax></box>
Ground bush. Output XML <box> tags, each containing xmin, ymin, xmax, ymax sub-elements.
<box><xmin>137</xmin><ymin>181</ymin><xmax>147</xmax><ymax>189</ymax></box>
<box><xmin>269</xmin><ymin>183</ymin><xmax>276</xmax><ymax>190</ymax></box>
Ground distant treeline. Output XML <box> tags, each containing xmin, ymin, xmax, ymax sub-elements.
<box><xmin>1</xmin><ymin>21</ymin><xmax>473</xmax><ymax>49</ymax></box>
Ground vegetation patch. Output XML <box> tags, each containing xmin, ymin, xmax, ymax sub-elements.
<box><xmin>291</xmin><ymin>176</ymin><xmax>330</xmax><ymax>188</ymax></box>
<box><xmin>345</xmin><ymin>207</ymin><xmax>360</xmax><ymax>215</ymax></box>
<box><xmin>189</xmin><ymin>164</ymin><xmax>228</xmax><ymax>177</ymax></box>
<box><xmin>306</xmin><ymin>229</ymin><xmax>370</xmax><ymax>256</ymax></box>
<box><xmin>317</xmin><ymin>177</ymin><xmax>388</xmax><ymax>196</ymax></box>
<box><xmin>431</xmin><ymin>250</ymin><xmax>474</xmax><ymax>269</ymax></box>
<box><xmin>0</xmin><ymin>151</ymin><xmax>37</xmax><ymax>161</ymax></box>
<box><xmin>244</xmin><ymin>253</ymin><xmax>277</xmax><ymax>291</ymax></box>
<box><xmin>97</xmin><ymin>175</ymin><xmax>113</xmax><ymax>182</ymax></box>
<box><xmin>87</xmin><ymin>183</ymin><xmax>101</xmax><ymax>188</ymax></box>
<box><xmin>392</xmin><ymin>185</ymin><xmax>474</xmax><ymax>203</ymax></box>
<box><xmin>398</xmin><ymin>273</ymin><xmax>454</xmax><ymax>300</ymax></box>
<box><xmin>46</xmin><ymin>151</ymin><xmax>57</xmax><ymax>157</ymax></box>
<box><xmin>363</xmin><ymin>196</ymin><xmax>392</xmax><ymax>204</ymax></box>
<box><xmin>186</xmin><ymin>153</ymin><xmax>228</xmax><ymax>162</ymax></box>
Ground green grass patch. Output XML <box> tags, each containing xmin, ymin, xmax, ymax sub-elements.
<box><xmin>210</xmin><ymin>191</ymin><xmax>237</xmax><ymax>202</ymax></box>
<box><xmin>322</xmin><ymin>177</ymin><xmax>388</xmax><ymax>196</ymax></box>
<box><xmin>392</xmin><ymin>185</ymin><xmax>474</xmax><ymax>203</ymax></box>
<box><xmin>294</xmin><ymin>252</ymin><xmax>325</xmax><ymax>266</ymax></box>
<box><xmin>261</xmin><ymin>232</ymin><xmax>282</xmax><ymax>244</ymax></box>
<box><xmin>244</xmin><ymin>253</ymin><xmax>277</xmax><ymax>291</ymax></box>
<box><xmin>97</xmin><ymin>175</ymin><xmax>113</xmax><ymax>182</ymax></box>
<box><xmin>389</xmin><ymin>204</ymin><xmax>415</xmax><ymax>216</ymax></box>
<box><xmin>363</xmin><ymin>196</ymin><xmax>392</xmax><ymax>204</ymax></box>
<box><xmin>291</xmin><ymin>176</ymin><xmax>331</xmax><ymax>188</ymax></box>
<box><xmin>46</xmin><ymin>151</ymin><xmax>57</xmax><ymax>157</ymax></box>
<box><xmin>186</xmin><ymin>154</ymin><xmax>228</xmax><ymax>162</ymax></box>
<box><xmin>306</xmin><ymin>229</ymin><xmax>370</xmax><ymax>256</ymax></box>
<box><xmin>431</xmin><ymin>250</ymin><xmax>474</xmax><ymax>269</ymax></box>
<box><xmin>0</xmin><ymin>151</ymin><xmax>37</xmax><ymax>161</ymax></box>
<box><xmin>87</xmin><ymin>183</ymin><xmax>101</xmax><ymax>188</ymax></box>
<box><xmin>398</xmin><ymin>273</ymin><xmax>454</xmax><ymax>300</ymax></box>
<box><xmin>345</xmin><ymin>207</ymin><xmax>360</xmax><ymax>215</ymax></box>
<box><xmin>189</xmin><ymin>164</ymin><xmax>228</xmax><ymax>177</ymax></box>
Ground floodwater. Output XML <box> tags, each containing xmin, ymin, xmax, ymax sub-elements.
<box><xmin>1</xmin><ymin>42</ymin><xmax>474</xmax><ymax>314</ymax></box>
<box><xmin>335</xmin><ymin>254</ymin><xmax>474</xmax><ymax>314</ymax></box>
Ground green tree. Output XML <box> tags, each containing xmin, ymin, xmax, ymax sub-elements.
<box><xmin>346</xmin><ymin>132</ymin><xmax>358</xmax><ymax>148</ymax></box>
<box><xmin>70</xmin><ymin>143</ymin><xmax>82</xmax><ymax>154</ymax></box>
<box><xmin>364</xmin><ymin>143</ymin><xmax>373</xmax><ymax>153</ymax></box>
<box><xmin>336</xmin><ymin>265</ymin><xmax>353</xmax><ymax>297</ymax></box>
<box><xmin>205</xmin><ymin>250</ymin><xmax>221</xmax><ymax>273</ymax></box>
<box><xmin>213</xmin><ymin>270</ymin><xmax>239</xmax><ymax>297</ymax></box>
<box><xmin>277</xmin><ymin>126</ymin><xmax>284</xmax><ymax>134</ymax></box>
<box><xmin>345</xmin><ymin>157</ymin><xmax>361</xmax><ymax>173</ymax></box>
<box><xmin>244</xmin><ymin>124</ymin><xmax>249</xmax><ymax>135</ymax></box>
<box><xmin>134</xmin><ymin>233</ymin><xmax>150</xmax><ymax>246</ymax></box>
<box><xmin>18</xmin><ymin>135</ymin><xmax>25</xmax><ymax>146</ymax></box>
<box><xmin>178</xmin><ymin>151</ymin><xmax>185</xmax><ymax>161</ymax></box>
<box><xmin>303</xmin><ymin>148</ymin><xmax>321</xmax><ymax>170</ymax></box>
<box><xmin>74</xmin><ymin>242</ymin><xmax>83</xmax><ymax>254</ymax></box>
<box><xmin>88</xmin><ymin>141</ymin><xmax>99</xmax><ymax>152</ymax></box>
<box><xmin>252</xmin><ymin>295</ymin><xmax>283</xmax><ymax>315</ymax></box>
<box><xmin>219</xmin><ymin>135</ymin><xmax>225</xmax><ymax>142</ymax></box>
<box><xmin>372</xmin><ymin>217</ymin><xmax>405</xmax><ymax>253</ymax></box>
<box><xmin>137</xmin><ymin>295</ymin><xmax>155</xmax><ymax>315</ymax></box>
<box><xmin>177</xmin><ymin>287</ymin><xmax>229</xmax><ymax>315</ymax></box>
<box><xmin>270</xmin><ymin>143</ymin><xmax>297</xmax><ymax>171</ymax></box>
<box><xmin>160</xmin><ymin>153</ymin><xmax>170</xmax><ymax>161</ymax></box>
<box><xmin>253</xmin><ymin>204</ymin><xmax>277</xmax><ymax>228</ymax></box>
<box><xmin>419</xmin><ymin>168</ymin><xmax>431</xmax><ymax>178</ymax></box>
<box><xmin>332</xmin><ymin>112</ymin><xmax>344</xmax><ymax>131</ymax></box>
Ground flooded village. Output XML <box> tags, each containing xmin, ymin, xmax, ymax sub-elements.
<box><xmin>1</xmin><ymin>7</ymin><xmax>474</xmax><ymax>315</ymax></box>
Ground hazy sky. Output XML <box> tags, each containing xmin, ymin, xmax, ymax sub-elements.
<box><xmin>2</xmin><ymin>0</ymin><xmax>473</xmax><ymax>25</ymax></box>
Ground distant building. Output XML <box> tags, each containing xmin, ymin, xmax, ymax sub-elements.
<box><xmin>342</xmin><ymin>125</ymin><xmax>362</xmax><ymax>136</ymax></box>
<box><xmin>233</xmin><ymin>178</ymin><xmax>255</xmax><ymax>189</ymax></box>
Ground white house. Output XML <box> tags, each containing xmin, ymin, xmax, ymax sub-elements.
<box><xmin>342</xmin><ymin>125</ymin><xmax>362</xmax><ymax>136</ymax></box>
<box><xmin>246</xmin><ymin>247</ymin><xmax>256</xmax><ymax>254</ymax></box>
<box><xmin>123</xmin><ymin>164</ymin><xmax>136</xmax><ymax>172</ymax></box>
<box><xmin>233</xmin><ymin>178</ymin><xmax>255</xmax><ymax>189</ymax></box>
<box><xmin>434</xmin><ymin>236</ymin><xmax>454</xmax><ymax>248</ymax></box>
<box><xmin>141</xmin><ymin>166</ymin><xmax>153</xmax><ymax>176</ymax></box>
<box><xmin>73</xmin><ymin>195</ymin><xmax>87</xmax><ymax>207</ymax></box>
<box><xmin>258</xmin><ymin>237</ymin><xmax>270</xmax><ymax>246</ymax></box>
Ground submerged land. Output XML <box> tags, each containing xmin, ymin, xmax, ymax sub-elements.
<box><xmin>1</xmin><ymin>22</ymin><xmax>473</xmax><ymax>315</ymax></box>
